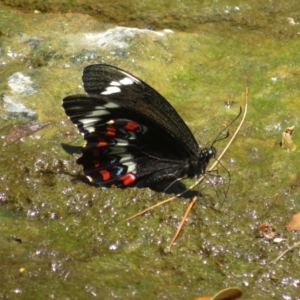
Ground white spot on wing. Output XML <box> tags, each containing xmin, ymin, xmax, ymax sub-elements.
<box><xmin>79</xmin><ymin>117</ymin><xmax>101</xmax><ymax>125</ymax></box>
<box><xmin>115</xmin><ymin>139</ymin><xmax>129</xmax><ymax>146</ymax></box>
<box><xmin>101</xmin><ymin>86</ymin><xmax>121</xmax><ymax>95</ymax></box>
<box><xmin>86</xmin><ymin>110</ymin><xmax>110</xmax><ymax>117</ymax></box>
<box><xmin>84</xmin><ymin>126</ymin><xmax>95</xmax><ymax>133</ymax></box>
<box><xmin>103</xmin><ymin>103</ymin><xmax>119</xmax><ymax>109</ymax></box>
<box><xmin>127</xmin><ymin>132</ymin><xmax>137</xmax><ymax>140</ymax></box>
<box><xmin>87</xmin><ymin>176</ymin><xmax>93</xmax><ymax>182</ymax></box>
<box><xmin>119</xmin><ymin>154</ymin><xmax>133</xmax><ymax>162</ymax></box>
<box><xmin>110</xmin><ymin>81</ymin><xmax>121</xmax><ymax>86</ymax></box>
<box><xmin>126</xmin><ymin>163</ymin><xmax>136</xmax><ymax>173</ymax></box>
<box><xmin>119</xmin><ymin>71</ymin><xmax>140</xmax><ymax>84</ymax></box>
<box><xmin>119</xmin><ymin>77</ymin><xmax>134</xmax><ymax>85</ymax></box>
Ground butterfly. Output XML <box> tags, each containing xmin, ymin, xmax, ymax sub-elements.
<box><xmin>62</xmin><ymin>64</ymin><xmax>216</xmax><ymax>190</ymax></box>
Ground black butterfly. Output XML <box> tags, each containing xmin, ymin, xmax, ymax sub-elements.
<box><xmin>62</xmin><ymin>64</ymin><xmax>216</xmax><ymax>189</ymax></box>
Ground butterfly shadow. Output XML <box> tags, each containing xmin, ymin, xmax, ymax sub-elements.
<box><xmin>61</xmin><ymin>143</ymin><xmax>82</xmax><ymax>155</ymax></box>
<box><xmin>136</xmin><ymin>178</ymin><xmax>201</xmax><ymax>199</ymax></box>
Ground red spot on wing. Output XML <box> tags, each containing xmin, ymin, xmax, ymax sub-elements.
<box><xmin>99</xmin><ymin>170</ymin><xmax>110</xmax><ymax>180</ymax></box>
<box><xmin>124</xmin><ymin>121</ymin><xmax>139</xmax><ymax>131</ymax></box>
<box><xmin>106</xmin><ymin>127</ymin><xmax>116</xmax><ymax>136</ymax></box>
<box><xmin>93</xmin><ymin>160</ymin><xmax>100</xmax><ymax>168</ymax></box>
<box><xmin>118</xmin><ymin>173</ymin><xmax>136</xmax><ymax>186</ymax></box>
<box><xmin>97</xmin><ymin>138</ymin><xmax>108</xmax><ymax>147</ymax></box>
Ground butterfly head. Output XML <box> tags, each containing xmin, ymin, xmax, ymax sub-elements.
<box><xmin>197</xmin><ymin>146</ymin><xmax>216</xmax><ymax>175</ymax></box>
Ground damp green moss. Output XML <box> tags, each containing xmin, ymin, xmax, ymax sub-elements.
<box><xmin>1</xmin><ymin>1</ymin><xmax>300</xmax><ymax>299</ymax></box>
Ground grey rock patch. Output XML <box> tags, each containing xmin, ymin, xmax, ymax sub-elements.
<box><xmin>3</xmin><ymin>95</ymin><xmax>37</xmax><ymax>119</ymax></box>
<box><xmin>8</xmin><ymin>72</ymin><xmax>37</xmax><ymax>96</ymax></box>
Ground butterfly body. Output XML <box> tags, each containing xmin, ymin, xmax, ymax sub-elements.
<box><xmin>63</xmin><ymin>64</ymin><xmax>215</xmax><ymax>189</ymax></box>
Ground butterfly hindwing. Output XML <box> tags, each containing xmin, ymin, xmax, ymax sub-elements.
<box><xmin>63</xmin><ymin>94</ymin><xmax>190</xmax><ymax>187</ymax></box>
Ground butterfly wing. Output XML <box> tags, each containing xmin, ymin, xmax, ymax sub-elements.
<box><xmin>82</xmin><ymin>64</ymin><xmax>200</xmax><ymax>155</ymax></box>
<box><xmin>62</xmin><ymin>64</ymin><xmax>201</xmax><ymax>187</ymax></box>
<box><xmin>63</xmin><ymin>96</ymin><xmax>192</xmax><ymax>187</ymax></box>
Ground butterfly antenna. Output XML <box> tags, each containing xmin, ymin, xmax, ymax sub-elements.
<box><xmin>210</xmin><ymin>106</ymin><xmax>242</xmax><ymax>147</ymax></box>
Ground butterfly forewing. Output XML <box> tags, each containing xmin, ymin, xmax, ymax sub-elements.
<box><xmin>82</xmin><ymin>64</ymin><xmax>199</xmax><ymax>154</ymax></box>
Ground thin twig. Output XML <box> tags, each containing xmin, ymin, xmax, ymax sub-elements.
<box><xmin>273</xmin><ymin>240</ymin><xmax>300</xmax><ymax>263</ymax></box>
<box><xmin>166</xmin><ymin>196</ymin><xmax>198</xmax><ymax>251</ymax></box>
<box><xmin>124</xmin><ymin>196</ymin><xmax>178</xmax><ymax>221</ymax></box>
